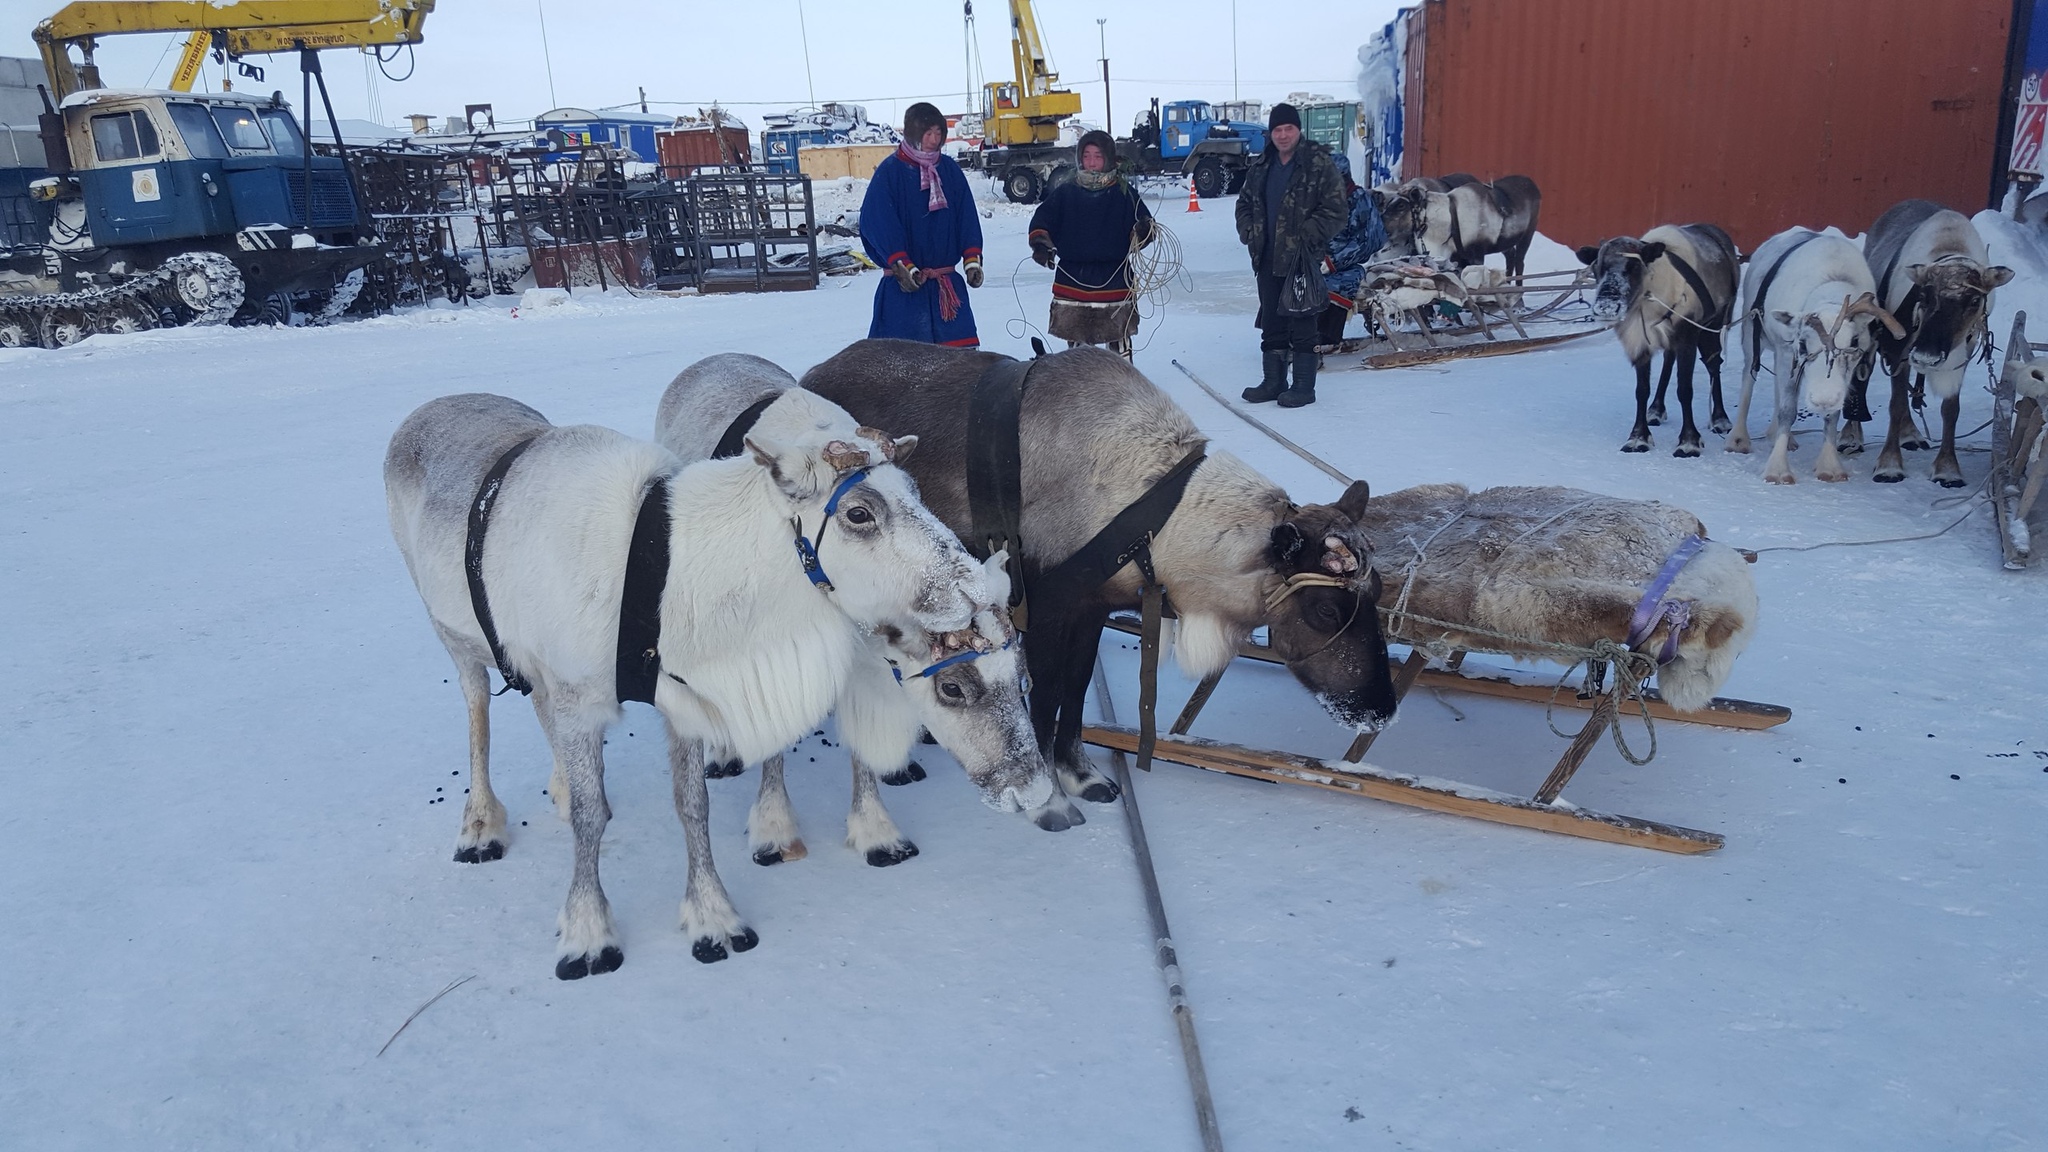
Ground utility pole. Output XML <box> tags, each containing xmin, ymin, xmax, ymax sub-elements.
<box><xmin>1230</xmin><ymin>0</ymin><xmax>1239</xmax><ymax>101</ymax></box>
<box><xmin>1097</xmin><ymin>18</ymin><xmax>1110</xmax><ymax>133</ymax></box>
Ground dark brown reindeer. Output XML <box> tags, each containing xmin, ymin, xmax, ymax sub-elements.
<box><xmin>803</xmin><ymin>341</ymin><xmax>1399</xmax><ymax>830</ymax></box>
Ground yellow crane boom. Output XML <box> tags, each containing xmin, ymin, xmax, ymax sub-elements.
<box><xmin>984</xmin><ymin>0</ymin><xmax>1079</xmax><ymax>147</ymax></box>
<box><xmin>34</xmin><ymin>1</ymin><xmax>433</xmax><ymax>100</ymax></box>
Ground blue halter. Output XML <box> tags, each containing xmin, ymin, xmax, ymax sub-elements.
<box><xmin>793</xmin><ymin>467</ymin><xmax>871</xmax><ymax>592</ymax></box>
<box><xmin>890</xmin><ymin>633</ymin><xmax>1017</xmax><ymax>684</ymax></box>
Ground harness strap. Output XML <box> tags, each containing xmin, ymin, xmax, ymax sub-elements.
<box><xmin>711</xmin><ymin>393</ymin><xmax>780</xmax><ymax>460</ymax></box>
<box><xmin>1034</xmin><ymin>445</ymin><xmax>1208</xmax><ymax>606</ymax></box>
<box><xmin>792</xmin><ymin>467</ymin><xmax>872</xmax><ymax>592</ymax></box>
<box><xmin>1625</xmin><ymin>534</ymin><xmax>1706</xmax><ymax>666</ymax></box>
<box><xmin>466</xmin><ymin>437</ymin><xmax>540</xmax><ymax>696</ymax></box>
<box><xmin>889</xmin><ymin>634</ymin><xmax>1016</xmax><ymax>683</ymax></box>
<box><xmin>966</xmin><ymin>355</ymin><xmax>1035</xmax><ymax>622</ymax></box>
<box><xmin>1661</xmin><ymin>250</ymin><xmax>1726</xmax><ymax>327</ymax></box>
<box><xmin>1748</xmin><ymin>230</ymin><xmax>1820</xmax><ymax>350</ymax></box>
<box><xmin>615</xmin><ymin>476</ymin><xmax>673</xmax><ymax>705</ymax></box>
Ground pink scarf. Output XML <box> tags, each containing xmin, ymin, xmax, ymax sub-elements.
<box><xmin>897</xmin><ymin>142</ymin><xmax>949</xmax><ymax>212</ymax></box>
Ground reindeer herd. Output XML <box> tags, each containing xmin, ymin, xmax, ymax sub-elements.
<box><xmin>386</xmin><ymin>341</ymin><xmax>1396</xmax><ymax>979</ymax></box>
<box><xmin>1575</xmin><ymin>199</ymin><xmax>2012</xmax><ymax>485</ymax></box>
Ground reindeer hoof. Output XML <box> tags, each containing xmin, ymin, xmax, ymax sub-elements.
<box><xmin>752</xmin><ymin>838</ymin><xmax>808</xmax><ymax>866</ymax></box>
<box><xmin>705</xmin><ymin>758</ymin><xmax>746</xmax><ymax>779</ymax></box>
<box><xmin>1079</xmin><ymin>779</ymin><xmax>1122</xmax><ymax>804</ymax></box>
<box><xmin>1031</xmin><ymin>801</ymin><xmax>1085</xmax><ymax>831</ymax></box>
<box><xmin>880</xmin><ymin>761</ymin><xmax>927</xmax><ymax>786</ymax></box>
<box><xmin>1900</xmin><ymin>437</ymin><xmax>1928</xmax><ymax>452</ymax></box>
<box><xmin>1621</xmin><ymin>439</ymin><xmax>1651</xmax><ymax>453</ymax></box>
<box><xmin>1818</xmin><ymin>470</ymin><xmax>1849</xmax><ymax>483</ymax></box>
<box><xmin>1872</xmin><ymin>469</ymin><xmax>1905</xmax><ymax>484</ymax></box>
<box><xmin>556</xmin><ymin>945</ymin><xmax>624</xmax><ymax>980</ymax></box>
<box><xmin>1837</xmin><ymin>441</ymin><xmax>1863</xmax><ymax>456</ymax></box>
<box><xmin>1673</xmin><ymin>442</ymin><xmax>1702</xmax><ymax>459</ymax></box>
<box><xmin>1710</xmin><ymin>416</ymin><xmax>1732</xmax><ymax>435</ymax></box>
<box><xmin>1765</xmin><ymin>473</ymin><xmax>1795</xmax><ymax>485</ymax></box>
<box><xmin>690</xmin><ymin>937</ymin><xmax>729</xmax><ymax>964</ymax></box>
<box><xmin>1646</xmin><ymin>407</ymin><xmax>1666</xmax><ymax>427</ymax></box>
<box><xmin>864</xmin><ymin>841</ymin><xmax>920</xmax><ymax>867</ymax></box>
<box><xmin>1935</xmin><ymin>475</ymin><xmax>1967</xmax><ymax>489</ymax></box>
<box><xmin>453</xmin><ymin>841</ymin><xmax>505</xmax><ymax>864</ymax></box>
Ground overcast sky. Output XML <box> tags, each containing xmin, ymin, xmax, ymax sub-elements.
<box><xmin>2</xmin><ymin>0</ymin><xmax>1401</xmax><ymax>132</ymax></box>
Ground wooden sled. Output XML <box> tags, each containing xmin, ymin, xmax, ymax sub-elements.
<box><xmin>1089</xmin><ymin>604</ymin><xmax>1789</xmax><ymax>856</ymax></box>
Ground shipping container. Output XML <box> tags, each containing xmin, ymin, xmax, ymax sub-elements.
<box><xmin>798</xmin><ymin>144</ymin><xmax>897</xmax><ymax>181</ymax></box>
<box><xmin>534</xmin><ymin>107</ymin><xmax>674</xmax><ymax>166</ymax></box>
<box><xmin>1363</xmin><ymin>0</ymin><xmax>2017</xmax><ymax>252</ymax></box>
<box><xmin>656</xmin><ymin>125</ymin><xmax>752</xmax><ymax>178</ymax></box>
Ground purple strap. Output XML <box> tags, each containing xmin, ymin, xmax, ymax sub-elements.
<box><xmin>1625</xmin><ymin>534</ymin><xmax>1705</xmax><ymax>665</ymax></box>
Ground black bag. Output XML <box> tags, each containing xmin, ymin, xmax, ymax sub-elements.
<box><xmin>1278</xmin><ymin>249</ymin><xmax>1326</xmax><ymax>316</ymax></box>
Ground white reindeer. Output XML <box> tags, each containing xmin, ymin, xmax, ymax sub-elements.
<box><xmin>385</xmin><ymin>390</ymin><xmax>1001</xmax><ymax>979</ymax></box>
<box><xmin>654</xmin><ymin>353</ymin><xmax>1054</xmax><ymax>866</ymax></box>
<box><xmin>1730</xmin><ymin>228</ymin><xmax>1905</xmax><ymax>484</ymax></box>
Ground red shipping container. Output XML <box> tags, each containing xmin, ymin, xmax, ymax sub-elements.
<box><xmin>1397</xmin><ymin>0</ymin><xmax>2014</xmax><ymax>252</ymax></box>
<box><xmin>656</xmin><ymin>126</ymin><xmax>752</xmax><ymax>178</ymax></box>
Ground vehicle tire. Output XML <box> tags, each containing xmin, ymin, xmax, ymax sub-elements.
<box><xmin>0</xmin><ymin>311</ymin><xmax>31</xmax><ymax>348</ymax></box>
<box><xmin>39</xmin><ymin>306</ymin><xmax>89</xmax><ymax>349</ymax></box>
<box><xmin>1192</xmin><ymin>156</ymin><xmax>1227</xmax><ymax>199</ymax></box>
<box><xmin>1003</xmin><ymin>166</ymin><xmax>1044</xmax><ymax>204</ymax></box>
<box><xmin>1225</xmin><ymin>165</ymin><xmax>1248</xmax><ymax>195</ymax></box>
<box><xmin>98</xmin><ymin>299</ymin><xmax>158</xmax><ymax>335</ymax></box>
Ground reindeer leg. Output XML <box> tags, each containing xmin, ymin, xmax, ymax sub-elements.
<box><xmin>1841</xmin><ymin>358</ymin><xmax>1872</xmax><ymax>454</ymax></box>
<box><xmin>1932</xmin><ymin>393</ymin><xmax>1966</xmax><ymax>487</ymax></box>
<box><xmin>1874</xmin><ymin>360</ymin><xmax>1910</xmax><ymax>482</ymax></box>
<box><xmin>1648</xmin><ymin>352</ymin><xmax>1673</xmax><ymax>426</ymax></box>
<box><xmin>1022</xmin><ymin>600</ymin><xmax>1086</xmax><ymax>832</ymax></box>
<box><xmin>1899</xmin><ymin>374</ymin><xmax>1931</xmax><ymax>451</ymax></box>
<box><xmin>746</xmin><ymin>752</ymin><xmax>806</xmax><ymax>865</ymax></box>
<box><xmin>1672</xmin><ymin>338</ymin><xmax>1704</xmax><ymax>457</ymax></box>
<box><xmin>1764</xmin><ymin>337</ymin><xmax>1799</xmax><ymax>483</ymax></box>
<box><xmin>1729</xmin><ymin>322</ymin><xmax>1759</xmax><ymax>454</ymax></box>
<box><xmin>438</xmin><ymin>625</ymin><xmax>508</xmax><ymax>864</ymax></box>
<box><xmin>1623</xmin><ymin>355</ymin><xmax>1654</xmax><ymax>452</ymax></box>
<box><xmin>1053</xmin><ymin>604</ymin><xmax>1120</xmax><ymax>805</ymax></box>
<box><xmin>848</xmin><ymin>755</ymin><xmax>918</xmax><ymax>867</ymax></box>
<box><xmin>552</xmin><ymin>693</ymin><xmax>622</xmax><ymax>980</ymax></box>
<box><xmin>1703</xmin><ymin>328</ymin><xmax>1733</xmax><ymax>435</ymax></box>
<box><xmin>1816</xmin><ymin>412</ymin><xmax>1850</xmax><ymax>481</ymax></box>
<box><xmin>668</xmin><ymin>724</ymin><xmax>757</xmax><ymax>963</ymax></box>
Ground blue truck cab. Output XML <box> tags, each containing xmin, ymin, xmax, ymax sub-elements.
<box><xmin>57</xmin><ymin>88</ymin><xmax>364</xmax><ymax>250</ymax></box>
<box><xmin>1155</xmin><ymin>100</ymin><xmax>1267</xmax><ymax>161</ymax></box>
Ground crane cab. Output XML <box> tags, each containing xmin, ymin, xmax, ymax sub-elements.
<box><xmin>52</xmin><ymin>88</ymin><xmax>363</xmax><ymax>249</ymax></box>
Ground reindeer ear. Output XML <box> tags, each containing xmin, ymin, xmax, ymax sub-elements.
<box><xmin>1576</xmin><ymin>245</ymin><xmax>1599</xmax><ymax>266</ymax></box>
<box><xmin>1334</xmin><ymin>479</ymin><xmax>1371</xmax><ymax>520</ymax></box>
<box><xmin>1269</xmin><ymin>522</ymin><xmax>1305</xmax><ymax>566</ymax></box>
<box><xmin>1770</xmin><ymin>309</ymin><xmax>1796</xmax><ymax>327</ymax></box>
<box><xmin>982</xmin><ymin>549</ymin><xmax>1013</xmax><ymax>608</ymax></box>
<box><xmin>1986</xmin><ymin>265</ymin><xmax>2016</xmax><ymax>290</ymax></box>
<box><xmin>745</xmin><ymin>435</ymin><xmax>810</xmax><ymax>499</ymax></box>
<box><xmin>1639</xmin><ymin>241</ymin><xmax>1666</xmax><ymax>264</ymax></box>
<box><xmin>1905</xmin><ymin>263</ymin><xmax>1929</xmax><ymax>286</ymax></box>
<box><xmin>890</xmin><ymin>434</ymin><xmax>918</xmax><ymax>462</ymax></box>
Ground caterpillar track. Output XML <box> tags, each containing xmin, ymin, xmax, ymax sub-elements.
<box><xmin>0</xmin><ymin>251</ymin><xmax>247</xmax><ymax>349</ymax></box>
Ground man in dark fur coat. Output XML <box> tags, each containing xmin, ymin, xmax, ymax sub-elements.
<box><xmin>1234</xmin><ymin>102</ymin><xmax>1348</xmax><ymax>407</ymax></box>
<box><xmin>860</xmin><ymin>103</ymin><xmax>985</xmax><ymax>347</ymax></box>
<box><xmin>1027</xmin><ymin>130</ymin><xmax>1156</xmax><ymax>358</ymax></box>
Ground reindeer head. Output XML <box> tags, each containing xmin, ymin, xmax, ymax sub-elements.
<box><xmin>875</xmin><ymin>550</ymin><xmax>1053</xmax><ymax>815</ymax></box>
<box><xmin>1901</xmin><ymin>260</ymin><xmax>2013</xmax><ymax>370</ymax></box>
<box><xmin>1261</xmin><ymin>480</ymin><xmax>1398</xmax><ymax>733</ymax></box>
<box><xmin>1577</xmin><ymin>235</ymin><xmax>1666</xmax><ymax>322</ymax></box>
<box><xmin>1774</xmin><ymin>293</ymin><xmax>1904</xmax><ymax>413</ymax></box>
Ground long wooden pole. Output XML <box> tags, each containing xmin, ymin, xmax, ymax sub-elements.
<box><xmin>1091</xmin><ymin>661</ymin><xmax>1226</xmax><ymax>1152</ymax></box>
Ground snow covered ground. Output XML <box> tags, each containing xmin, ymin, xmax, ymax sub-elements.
<box><xmin>4</xmin><ymin>180</ymin><xmax>2045</xmax><ymax>1151</ymax></box>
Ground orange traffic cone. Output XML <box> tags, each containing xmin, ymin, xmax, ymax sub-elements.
<box><xmin>1185</xmin><ymin>179</ymin><xmax>1201</xmax><ymax>212</ymax></box>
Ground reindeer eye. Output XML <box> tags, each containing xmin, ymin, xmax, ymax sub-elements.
<box><xmin>844</xmin><ymin>504</ymin><xmax>873</xmax><ymax>525</ymax></box>
<box><xmin>940</xmin><ymin>681</ymin><xmax>965</xmax><ymax>701</ymax></box>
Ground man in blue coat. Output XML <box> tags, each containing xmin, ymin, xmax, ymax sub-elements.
<box><xmin>860</xmin><ymin>103</ymin><xmax>985</xmax><ymax>347</ymax></box>
<box><xmin>1318</xmin><ymin>171</ymin><xmax>1388</xmax><ymax>350</ymax></box>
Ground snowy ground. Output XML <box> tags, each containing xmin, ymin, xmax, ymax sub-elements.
<box><xmin>4</xmin><ymin>182</ymin><xmax>2045</xmax><ymax>1151</ymax></box>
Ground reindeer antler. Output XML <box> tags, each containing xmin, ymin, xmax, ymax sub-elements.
<box><xmin>854</xmin><ymin>426</ymin><xmax>900</xmax><ymax>460</ymax></box>
<box><xmin>1842</xmin><ymin>292</ymin><xmax>1907</xmax><ymax>339</ymax></box>
<box><xmin>821</xmin><ymin>440</ymin><xmax>871</xmax><ymax>473</ymax></box>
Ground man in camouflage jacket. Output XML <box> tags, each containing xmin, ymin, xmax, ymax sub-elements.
<box><xmin>1234</xmin><ymin>103</ymin><xmax>1349</xmax><ymax>408</ymax></box>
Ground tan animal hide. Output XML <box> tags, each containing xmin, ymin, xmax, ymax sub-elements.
<box><xmin>1357</xmin><ymin>484</ymin><xmax>1758</xmax><ymax>712</ymax></box>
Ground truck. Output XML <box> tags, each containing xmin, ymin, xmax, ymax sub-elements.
<box><xmin>0</xmin><ymin>1</ymin><xmax>435</xmax><ymax>347</ymax></box>
<box><xmin>977</xmin><ymin>97</ymin><xmax>1269</xmax><ymax>204</ymax></box>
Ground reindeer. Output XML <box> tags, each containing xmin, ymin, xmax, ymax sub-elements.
<box><xmin>1577</xmin><ymin>223</ymin><xmax>1739</xmax><ymax>457</ymax></box>
<box><xmin>654</xmin><ymin>352</ymin><xmax>1052</xmax><ymax>864</ymax></box>
<box><xmin>1369</xmin><ymin>174</ymin><xmax>1478</xmax><ymax>261</ymax></box>
<box><xmin>1849</xmin><ymin>200</ymin><xmax>2014</xmax><ymax>486</ymax></box>
<box><xmin>805</xmin><ymin>342</ymin><xmax>1399</xmax><ymax>832</ymax></box>
<box><xmin>385</xmin><ymin>391</ymin><xmax>1005</xmax><ymax>977</ymax></box>
<box><xmin>1417</xmin><ymin>175</ymin><xmax>1542</xmax><ymax>278</ymax></box>
<box><xmin>1729</xmin><ymin>229</ymin><xmax>1905</xmax><ymax>484</ymax></box>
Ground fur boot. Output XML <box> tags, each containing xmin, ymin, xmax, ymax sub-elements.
<box><xmin>1277</xmin><ymin>351</ymin><xmax>1319</xmax><ymax>407</ymax></box>
<box><xmin>1242</xmin><ymin>350</ymin><xmax>1289</xmax><ymax>403</ymax></box>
